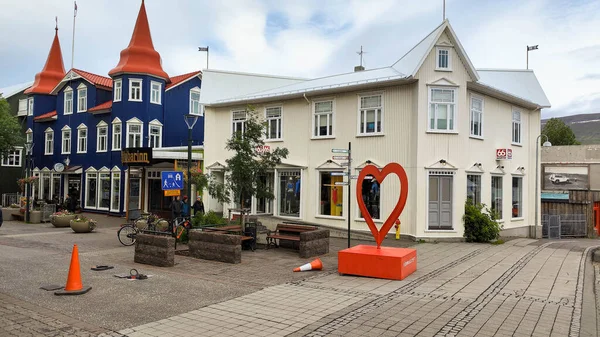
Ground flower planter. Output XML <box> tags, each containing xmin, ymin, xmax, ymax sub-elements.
<box><xmin>51</xmin><ymin>214</ymin><xmax>77</xmax><ymax>228</ymax></box>
<box><xmin>29</xmin><ymin>211</ymin><xmax>41</xmax><ymax>224</ymax></box>
<box><xmin>70</xmin><ymin>220</ymin><xmax>96</xmax><ymax>233</ymax></box>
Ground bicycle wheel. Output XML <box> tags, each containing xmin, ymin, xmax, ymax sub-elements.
<box><xmin>117</xmin><ymin>225</ymin><xmax>138</xmax><ymax>246</ymax></box>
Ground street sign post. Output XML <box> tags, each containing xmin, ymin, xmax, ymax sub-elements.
<box><xmin>331</xmin><ymin>172</ymin><xmax>348</xmax><ymax>176</ymax></box>
<box><xmin>332</xmin><ymin>156</ymin><xmax>349</xmax><ymax>160</ymax></box>
<box><xmin>332</xmin><ymin>149</ymin><xmax>349</xmax><ymax>153</ymax></box>
<box><xmin>161</xmin><ymin>171</ymin><xmax>184</xmax><ymax>190</ymax></box>
<box><xmin>334</xmin><ymin>181</ymin><xmax>348</xmax><ymax>186</ymax></box>
<box><xmin>349</xmin><ymin>175</ymin><xmax>358</xmax><ymax>179</ymax></box>
<box><xmin>332</xmin><ymin>142</ymin><xmax>352</xmax><ymax>248</ymax></box>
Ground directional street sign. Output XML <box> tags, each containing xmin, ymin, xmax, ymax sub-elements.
<box><xmin>161</xmin><ymin>171</ymin><xmax>184</xmax><ymax>190</ymax></box>
<box><xmin>349</xmin><ymin>175</ymin><xmax>358</xmax><ymax>179</ymax></box>
<box><xmin>338</xmin><ymin>162</ymin><xmax>350</xmax><ymax>166</ymax></box>
<box><xmin>332</xmin><ymin>149</ymin><xmax>349</xmax><ymax>154</ymax></box>
<box><xmin>332</xmin><ymin>156</ymin><xmax>349</xmax><ymax>160</ymax></box>
<box><xmin>334</xmin><ymin>181</ymin><xmax>349</xmax><ymax>186</ymax></box>
<box><xmin>330</xmin><ymin>172</ymin><xmax>348</xmax><ymax>176</ymax></box>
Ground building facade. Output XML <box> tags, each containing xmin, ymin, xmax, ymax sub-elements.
<box><xmin>201</xmin><ymin>20</ymin><xmax>550</xmax><ymax>240</ymax></box>
<box><xmin>22</xmin><ymin>1</ymin><xmax>203</xmax><ymax>217</ymax></box>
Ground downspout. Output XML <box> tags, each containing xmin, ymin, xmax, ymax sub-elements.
<box><xmin>303</xmin><ymin>93</ymin><xmax>310</xmax><ymax>105</ymax></box>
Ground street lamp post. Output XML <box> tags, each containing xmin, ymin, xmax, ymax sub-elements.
<box><xmin>24</xmin><ymin>141</ymin><xmax>34</xmax><ymax>223</ymax></box>
<box><xmin>534</xmin><ymin>134</ymin><xmax>552</xmax><ymax>238</ymax></box>
<box><xmin>184</xmin><ymin>115</ymin><xmax>199</xmax><ymax>208</ymax></box>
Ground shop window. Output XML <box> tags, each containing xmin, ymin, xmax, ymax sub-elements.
<box><xmin>359</xmin><ymin>175</ymin><xmax>380</xmax><ymax>220</ymax></box>
<box><xmin>278</xmin><ymin>171</ymin><xmax>301</xmax><ymax>217</ymax></box>
<box><xmin>319</xmin><ymin>171</ymin><xmax>344</xmax><ymax>217</ymax></box>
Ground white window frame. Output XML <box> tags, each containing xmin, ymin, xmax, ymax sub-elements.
<box><xmin>150</xmin><ymin>81</ymin><xmax>162</xmax><ymax>105</ymax></box>
<box><xmin>357</xmin><ymin>93</ymin><xmax>384</xmax><ymax>136</ymax></box>
<box><xmin>189</xmin><ymin>87</ymin><xmax>202</xmax><ymax>115</ymax></box>
<box><xmin>112</xmin><ymin>118</ymin><xmax>122</xmax><ymax>151</ymax></box>
<box><xmin>77</xmin><ymin>83</ymin><xmax>87</xmax><ymax>113</ymax></box>
<box><xmin>97</xmin><ymin>168</ymin><xmax>111</xmax><ymax>210</ymax></box>
<box><xmin>436</xmin><ymin>47</ymin><xmax>452</xmax><ymax>71</ymax></box>
<box><xmin>110</xmin><ymin>168</ymin><xmax>121</xmax><ymax>212</ymax></box>
<box><xmin>126</xmin><ymin>118</ymin><xmax>143</xmax><ymax>148</ymax></box>
<box><xmin>114</xmin><ymin>79</ymin><xmax>122</xmax><ymax>102</ymax></box>
<box><xmin>64</xmin><ymin>87</ymin><xmax>73</xmax><ymax>115</ymax></box>
<box><xmin>491</xmin><ymin>175</ymin><xmax>503</xmax><ymax>221</ymax></box>
<box><xmin>84</xmin><ymin>168</ymin><xmax>97</xmax><ymax>209</ymax></box>
<box><xmin>231</xmin><ymin>110</ymin><xmax>247</xmax><ymax>135</ymax></box>
<box><xmin>77</xmin><ymin>124</ymin><xmax>88</xmax><ymax>154</ymax></box>
<box><xmin>27</xmin><ymin>97</ymin><xmax>34</xmax><ymax>116</ymax></box>
<box><xmin>470</xmin><ymin>94</ymin><xmax>484</xmax><ymax>139</ymax></box>
<box><xmin>265</xmin><ymin>106</ymin><xmax>283</xmax><ymax>141</ymax></box>
<box><xmin>512</xmin><ymin>175</ymin><xmax>524</xmax><ymax>219</ymax></box>
<box><xmin>18</xmin><ymin>99</ymin><xmax>27</xmax><ymax>116</ymax></box>
<box><xmin>97</xmin><ymin>121</ymin><xmax>108</xmax><ymax>153</ymax></box>
<box><xmin>61</xmin><ymin>126</ymin><xmax>71</xmax><ymax>154</ymax></box>
<box><xmin>26</xmin><ymin>129</ymin><xmax>33</xmax><ymax>144</ymax></box>
<box><xmin>1</xmin><ymin>148</ymin><xmax>22</xmax><ymax>167</ymax></box>
<box><xmin>44</xmin><ymin>128</ymin><xmax>54</xmax><ymax>155</ymax></box>
<box><xmin>315</xmin><ymin>170</ymin><xmax>345</xmax><ymax>220</ymax></box>
<box><xmin>148</xmin><ymin>119</ymin><xmax>163</xmax><ymax>148</ymax></box>
<box><xmin>312</xmin><ymin>99</ymin><xmax>335</xmax><ymax>139</ymax></box>
<box><xmin>512</xmin><ymin>109</ymin><xmax>522</xmax><ymax>145</ymax></box>
<box><xmin>428</xmin><ymin>87</ymin><xmax>457</xmax><ymax>133</ymax></box>
<box><xmin>129</xmin><ymin>79</ymin><xmax>142</xmax><ymax>102</ymax></box>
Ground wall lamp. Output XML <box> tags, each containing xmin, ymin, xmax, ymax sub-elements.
<box><xmin>439</xmin><ymin>159</ymin><xmax>447</xmax><ymax>166</ymax></box>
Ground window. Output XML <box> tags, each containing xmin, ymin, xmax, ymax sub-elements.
<box><xmin>77</xmin><ymin>125</ymin><xmax>87</xmax><ymax>153</ymax></box>
<box><xmin>27</xmin><ymin>97</ymin><xmax>33</xmax><ymax>116</ymax></box>
<box><xmin>319</xmin><ymin>171</ymin><xmax>344</xmax><ymax>217</ymax></box>
<box><xmin>44</xmin><ymin>128</ymin><xmax>54</xmax><ymax>155</ymax></box>
<box><xmin>114</xmin><ymin>79</ymin><xmax>122</xmax><ymax>102</ymax></box>
<box><xmin>26</xmin><ymin>129</ymin><xmax>33</xmax><ymax>144</ymax></box>
<box><xmin>85</xmin><ymin>171</ymin><xmax>97</xmax><ymax>208</ymax></box>
<box><xmin>313</xmin><ymin>100</ymin><xmax>334</xmax><ymax>137</ymax></box>
<box><xmin>97</xmin><ymin>124</ymin><xmax>108</xmax><ymax>152</ymax></box>
<box><xmin>149</xmin><ymin>122</ymin><xmax>162</xmax><ymax>148</ymax></box>
<box><xmin>77</xmin><ymin>84</ymin><xmax>87</xmax><ymax>112</ymax></box>
<box><xmin>40</xmin><ymin>172</ymin><xmax>51</xmax><ymax>201</ymax></box>
<box><xmin>98</xmin><ymin>171</ymin><xmax>110</xmax><ymax>210</ymax></box>
<box><xmin>1</xmin><ymin>149</ymin><xmax>22</xmax><ymax>167</ymax></box>
<box><xmin>64</xmin><ymin>87</ymin><xmax>73</xmax><ymax>115</ymax></box>
<box><xmin>190</xmin><ymin>87</ymin><xmax>202</xmax><ymax>115</ymax></box>
<box><xmin>52</xmin><ymin>174</ymin><xmax>61</xmax><ymax>202</ymax></box>
<box><xmin>126</xmin><ymin>119</ymin><xmax>143</xmax><ymax>148</ymax></box>
<box><xmin>429</xmin><ymin>88</ymin><xmax>456</xmax><ymax>131</ymax></box>
<box><xmin>359</xmin><ymin>175</ymin><xmax>381</xmax><ymax>220</ymax></box>
<box><xmin>491</xmin><ymin>176</ymin><xmax>503</xmax><ymax>220</ymax></box>
<box><xmin>512</xmin><ymin>110</ymin><xmax>521</xmax><ymax>144</ymax></box>
<box><xmin>111</xmin><ymin>171</ymin><xmax>121</xmax><ymax>212</ymax></box>
<box><xmin>232</xmin><ymin>110</ymin><xmax>247</xmax><ymax>135</ymax></box>
<box><xmin>428</xmin><ymin>172</ymin><xmax>454</xmax><ymax>229</ymax></box>
<box><xmin>112</xmin><ymin>121</ymin><xmax>122</xmax><ymax>151</ymax></box>
<box><xmin>512</xmin><ymin>177</ymin><xmax>523</xmax><ymax>218</ymax></box>
<box><xmin>129</xmin><ymin>79</ymin><xmax>142</xmax><ymax>101</ymax></box>
<box><xmin>279</xmin><ymin>171</ymin><xmax>301</xmax><ymax>217</ymax></box>
<box><xmin>18</xmin><ymin>99</ymin><xmax>27</xmax><ymax>116</ymax></box>
<box><xmin>359</xmin><ymin>95</ymin><xmax>383</xmax><ymax>135</ymax></box>
<box><xmin>436</xmin><ymin>47</ymin><xmax>451</xmax><ymax>70</ymax></box>
<box><xmin>470</xmin><ymin>96</ymin><xmax>483</xmax><ymax>138</ymax></box>
<box><xmin>266</xmin><ymin>107</ymin><xmax>282</xmax><ymax>140</ymax></box>
<box><xmin>62</xmin><ymin>127</ymin><xmax>71</xmax><ymax>154</ymax></box>
<box><xmin>467</xmin><ymin>174</ymin><xmax>481</xmax><ymax>205</ymax></box>
<box><xmin>150</xmin><ymin>81</ymin><xmax>161</xmax><ymax>104</ymax></box>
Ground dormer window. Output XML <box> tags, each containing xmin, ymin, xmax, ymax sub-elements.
<box><xmin>436</xmin><ymin>47</ymin><xmax>451</xmax><ymax>71</ymax></box>
<box><xmin>77</xmin><ymin>84</ymin><xmax>87</xmax><ymax>112</ymax></box>
<box><xmin>64</xmin><ymin>87</ymin><xmax>73</xmax><ymax>115</ymax></box>
<box><xmin>150</xmin><ymin>81</ymin><xmax>161</xmax><ymax>105</ymax></box>
<box><xmin>129</xmin><ymin>79</ymin><xmax>142</xmax><ymax>102</ymax></box>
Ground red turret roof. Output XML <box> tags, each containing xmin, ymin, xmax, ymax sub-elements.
<box><xmin>25</xmin><ymin>27</ymin><xmax>66</xmax><ymax>95</ymax></box>
<box><xmin>108</xmin><ymin>0</ymin><xmax>169</xmax><ymax>81</ymax></box>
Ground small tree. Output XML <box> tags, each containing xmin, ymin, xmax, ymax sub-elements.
<box><xmin>0</xmin><ymin>99</ymin><xmax>25</xmax><ymax>156</ymax></box>
<box><xmin>463</xmin><ymin>200</ymin><xmax>501</xmax><ymax>243</ymax></box>
<box><xmin>542</xmin><ymin>118</ymin><xmax>580</xmax><ymax>146</ymax></box>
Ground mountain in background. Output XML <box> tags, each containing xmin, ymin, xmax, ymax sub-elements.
<box><xmin>542</xmin><ymin>113</ymin><xmax>600</xmax><ymax>145</ymax></box>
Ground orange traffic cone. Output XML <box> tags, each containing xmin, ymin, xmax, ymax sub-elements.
<box><xmin>293</xmin><ymin>258</ymin><xmax>323</xmax><ymax>272</ymax></box>
<box><xmin>55</xmin><ymin>244</ymin><xmax>92</xmax><ymax>296</ymax></box>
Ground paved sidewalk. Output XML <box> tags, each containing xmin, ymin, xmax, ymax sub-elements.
<box><xmin>119</xmin><ymin>239</ymin><xmax>599</xmax><ymax>337</ymax></box>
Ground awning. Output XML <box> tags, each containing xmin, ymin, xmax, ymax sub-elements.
<box><xmin>63</xmin><ymin>165</ymin><xmax>83</xmax><ymax>174</ymax></box>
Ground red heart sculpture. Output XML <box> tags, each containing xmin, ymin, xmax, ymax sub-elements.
<box><xmin>356</xmin><ymin>163</ymin><xmax>409</xmax><ymax>248</ymax></box>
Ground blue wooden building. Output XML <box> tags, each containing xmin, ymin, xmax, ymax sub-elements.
<box><xmin>23</xmin><ymin>1</ymin><xmax>203</xmax><ymax>217</ymax></box>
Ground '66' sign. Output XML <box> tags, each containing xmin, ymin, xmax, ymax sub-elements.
<box><xmin>496</xmin><ymin>148</ymin><xmax>512</xmax><ymax>160</ymax></box>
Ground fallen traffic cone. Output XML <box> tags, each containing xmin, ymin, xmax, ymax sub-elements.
<box><xmin>293</xmin><ymin>258</ymin><xmax>323</xmax><ymax>272</ymax></box>
<box><xmin>55</xmin><ymin>244</ymin><xmax>92</xmax><ymax>296</ymax></box>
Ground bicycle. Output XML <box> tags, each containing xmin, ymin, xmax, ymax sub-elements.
<box><xmin>170</xmin><ymin>216</ymin><xmax>192</xmax><ymax>249</ymax></box>
<box><xmin>117</xmin><ymin>213</ymin><xmax>164</xmax><ymax>246</ymax></box>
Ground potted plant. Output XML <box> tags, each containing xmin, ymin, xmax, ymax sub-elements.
<box><xmin>49</xmin><ymin>210</ymin><xmax>77</xmax><ymax>228</ymax></box>
<box><xmin>69</xmin><ymin>215</ymin><xmax>97</xmax><ymax>233</ymax></box>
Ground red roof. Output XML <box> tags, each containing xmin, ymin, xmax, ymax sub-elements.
<box><xmin>108</xmin><ymin>0</ymin><xmax>169</xmax><ymax>81</ymax></box>
<box><xmin>166</xmin><ymin>71</ymin><xmax>202</xmax><ymax>90</ymax></box>
<box><xmin>34</xmin><ymin>110</ymin><xmax>57</xmax><ymax>121</ymax></box>
<box><xmin>25</xmin><ymin>28</ymin><xmax>66</xmax><ymax>95</ymax></box>
<box><xmin>73</xmin><ymin>69</ymin><xmax>113</xmax><ymax>90</ymax></box>
<box><xmin>88</xmin><ymin>100</ymin><xmax>113</xmax><ymax>112</ymax></box>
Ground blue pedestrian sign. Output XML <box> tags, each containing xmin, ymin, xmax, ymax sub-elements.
<box><xmin>161</xmin><ymin>171</ymin><xmax>184</xmax><ymax>190</ymax></box>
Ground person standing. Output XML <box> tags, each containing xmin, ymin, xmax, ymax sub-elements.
<box><xmin>193</xmin><ymin>196</ymin><xmax>205</xmax><ymax>216</ymax></box>
<box><xmin>171</xmin><ymin>196</ymin><xmax>182</xmax><ymax>220</ymax></box>
<box><xmin>181</xmin><ymin>195</ymin><xmax>190</xmax><ymax>218</ymax></box>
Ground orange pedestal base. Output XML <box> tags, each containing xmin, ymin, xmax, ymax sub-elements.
<box><xmin>338</xmin><ymin>245</ymin><xmax>417</xmax><ymax>280</ymax></box>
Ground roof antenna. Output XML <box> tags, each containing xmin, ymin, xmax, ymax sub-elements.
<box><xmin>443</xmin><ymin>0</ymin><xmax>446</xmax><ymax>21</ymax></box>
<box><xmin>354</xmin><ymin>46</ymin><xmax>366</xmax><ymax>72</ymax></box>
<box><xmin>55</xmin><ymin>16</ymin><xmax>58</xmax><ymax>31</ymax></box>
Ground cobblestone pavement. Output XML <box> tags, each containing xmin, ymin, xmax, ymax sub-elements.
<box><xmin>119</xmin><ymin>239</ymin><xmax>599</xmax><ymax>337</ymax></box>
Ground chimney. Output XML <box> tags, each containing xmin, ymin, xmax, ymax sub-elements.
<box><xmin>354</xmin><ymin>65</ymin><xmax>365</xmax><ymax>72</ymax></box>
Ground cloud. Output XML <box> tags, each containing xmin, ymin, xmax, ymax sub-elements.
<box><xmin>543</xmin><ymin>93</ymin><xmax>600</xmax><ymax>118</ymax></box>
<box><xmin>579</xmin><ymin>74</ymin><xmax>600</xmax><ymax>81</ymax></box>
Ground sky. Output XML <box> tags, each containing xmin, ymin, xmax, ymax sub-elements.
<box><xmin>0</xmin><ymin>0</ymin><xmax>598</xmax><ymax>118</ymax></box>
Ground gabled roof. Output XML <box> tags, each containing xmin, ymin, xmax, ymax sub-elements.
<box><xmin>25</xmin><ymin>27</ymin><xmax>65</xmax><ymax>95</ymax></box>
<box><xmin>0</xmin><ymin>81</ymin><xmax>33</xmax><ymax>99</ymax></box>
<box><xmin>165</xmin><ymin>71</ymin><xmax>202</xmax><ymax>91</ymax></box>
<box><xmin>34</xmin><ymin>110</ymin><xmax>57</xmax><ymax>122</ymax></box>
<box><xmin>108</xmin><ymin>0</ymin><xmax>169</xmax><ymax>81</ymax></box>
<box><xmin>88</xmin><ymin>100</ymin><xmax>112</xmax><ymax>113</ymax></box>
<box><xmin>472</xmin><ymin>69</ymin><xmax>551</xmax><ymax>108</ymax></box>
<box><xmin>51</xmin><ymin>69</ymin><xmax>113</xmax><ymax>94</ymax></box>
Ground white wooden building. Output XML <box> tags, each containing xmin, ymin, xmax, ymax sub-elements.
<box><xmin>200</xmin><ymin>20</ymin><xmax>550</xmax><ymax>240</ymax></box>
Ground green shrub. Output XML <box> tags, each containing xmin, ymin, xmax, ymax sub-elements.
<box><xmin>191</xmin><ymin>211</ymin><xmax>227</xmax><ymax>228</ymax></box>
<box><xmin>463</xmin><ymin>200</ymin><xmax>502</xmax><ymax>243</ymax></box>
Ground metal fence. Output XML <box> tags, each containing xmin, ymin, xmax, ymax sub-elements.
<box><xmin>1</xmin><ymin>193</ymin><xmax>21</xmax><ymax>207</ymax></box>
<box><xmin>542</xmin><ymin>213</ymin><xmax>587</xmax><ymax>239</ymax></box>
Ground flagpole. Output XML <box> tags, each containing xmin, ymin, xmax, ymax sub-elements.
<box><xmin>71</xmin><ymin>1</ymin><xmax>77</xmax><ymax>70</ymax></box>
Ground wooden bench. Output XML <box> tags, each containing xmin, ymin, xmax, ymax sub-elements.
<box><xmin>266</xmin><ymin>224</ymin><xmax>318</xmax><ymax>249</ymax></box>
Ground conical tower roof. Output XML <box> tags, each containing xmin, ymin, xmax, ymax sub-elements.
<box><xmin>109</xmin><ymin>0</ymin><xmax>169</xmax><ymax>81</ymax></box>
<box><xmin>25</xmin><ymin>26</ymin><xmax>66</xmax><ymax>95</ymax></box>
